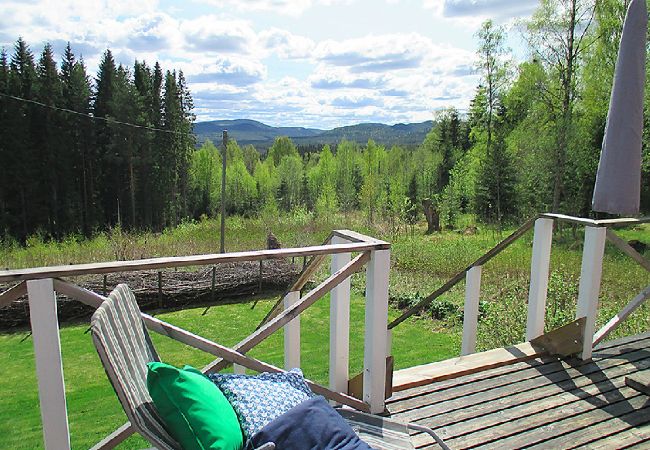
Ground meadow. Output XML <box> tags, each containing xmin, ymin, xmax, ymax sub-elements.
<box><xmin>0</xmin><ymin>211</ymin><xmax>647</xmax><ymax>448</ymax></box>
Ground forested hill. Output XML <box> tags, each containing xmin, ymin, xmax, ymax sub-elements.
<box><xmin>194</xmin><ymin>119</ymin><xmax>323</xmax><ymax>148</ymax></box>
<box><xmin>194</xmin><ymin>119</ymin><xmax>433</xmax><ymax>149</ymax></box>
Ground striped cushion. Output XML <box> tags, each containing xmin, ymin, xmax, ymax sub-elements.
<box><xmin>91</xmin><ymin>284</ymin><xmax>180</xmax><ymax>450</ymax></box>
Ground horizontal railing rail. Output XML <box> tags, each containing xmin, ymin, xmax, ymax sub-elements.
<box><xmin>540</xmin><ymin>213</ymin><xmax>650</xmax><ymax>227</ymax></box>
<box><xmin>0</xmin><ymin>240</ymin><xmax>389</xmax><ymax>283</ymax></box>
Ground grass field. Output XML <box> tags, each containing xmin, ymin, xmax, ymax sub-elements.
<box><xmin>0</xmin><ymin>294</ymin><xmax>460</xmax><ymax>449</ymax></box>
<box><xmin>0</xmin><ymin>211</ymin><xmax>647</xmax><ymax>448</ymax></box>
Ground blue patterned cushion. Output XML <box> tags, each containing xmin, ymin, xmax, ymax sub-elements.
<box><xmin>209</xmin><ymin>369</ymin><xmax>314</xmax><ymax>439</ymax></box>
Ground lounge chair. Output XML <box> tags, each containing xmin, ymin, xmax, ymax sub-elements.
<box><xmin>90</xmin><ymin>284</ymin><xmax>449</xmax><ymax>449</ymax></box>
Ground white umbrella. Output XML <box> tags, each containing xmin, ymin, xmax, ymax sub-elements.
<box><xmin>592</xmin><ymin>0</ymin><xmax>647</xmax><ymax>215</ymax></box>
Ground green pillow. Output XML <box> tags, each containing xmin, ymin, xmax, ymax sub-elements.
<box><xmin>147</xmin><ymin>362</ymin><xmax>243</xmax><ymax>450</ymax></box>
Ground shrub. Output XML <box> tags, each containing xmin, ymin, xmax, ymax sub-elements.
<box><xmin>430</xmin><ymin>299</ymin><xmax>460</xmax><ymax>321</ymax></box>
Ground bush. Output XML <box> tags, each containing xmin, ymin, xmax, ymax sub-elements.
<box><xmin>389</xmin><ymin>293</ymin><xmax>462</xmax><ymax>323</ymax></box>
<box><xmin>430</xmin><ymin>298</ymin><xmax>460</xmax><ymax>321</ymax></box>
<box><xmin>390</xmin><ymin>292</ymin><xmax>422</xmax><ymax>310</ymax></box>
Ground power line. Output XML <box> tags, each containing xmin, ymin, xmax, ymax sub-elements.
<box><xmin>0</xmin><ymin>92</ymin><xmax>184</xmax><ymax>135</ymax></box>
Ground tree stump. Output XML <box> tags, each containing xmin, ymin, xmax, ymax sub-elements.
<box><xmin>422</xmin><ymin>199</ymin><xmax>440</xmax><ymax>234</ymax></box>
<box><xmin>267</xmin><ymin>232</ymin><xmax>281</xmax><ymax>249</ymax></box>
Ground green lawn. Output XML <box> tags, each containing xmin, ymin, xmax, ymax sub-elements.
<box><xmin>0</xmin><ymin>294</ymin><xmax>460</xmax><ymax>449</ymax></box>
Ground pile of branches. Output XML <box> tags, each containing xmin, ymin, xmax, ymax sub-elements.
<box><xmin>0</xmin><ymin>259</ymin><xmax>302</xmax><ymax>329</ymax></box>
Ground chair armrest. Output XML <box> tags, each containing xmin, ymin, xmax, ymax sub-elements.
<box><xmin>407</xmin><ymin>422</ymin><xmax>451</xmax><ymax>450</ymax></box>
<box><xmin>254</xmin><ymin>443</ymin><xmax>275</xmax><ymax>450</ymax></box>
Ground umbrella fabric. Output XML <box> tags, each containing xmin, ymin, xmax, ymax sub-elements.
<box><xmin>592</xmin><ymin>0</ymin><xmax>647</xmax><ymax>215</ymax></box>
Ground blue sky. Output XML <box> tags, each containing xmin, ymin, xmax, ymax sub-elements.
<box><xmin>0</xmin><ymin>0</ymin><xmax>538</xmax><ymax>128</ymax></box>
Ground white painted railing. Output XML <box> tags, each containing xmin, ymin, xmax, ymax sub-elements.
<box><xmin>390</xmin><ymin>213</ymin><xmax>649</xmax><ymax>362</ymax></box>
<box><xmin>329</xmin><ymin>235</ymin><xmax>352</xmax><ymax>395</ymax></box>
<box><xmin>463</xmin><ymin>215</ymin><xmax>649</xmax><ymax>360</ymax></box>
<box><xmin>525</xmin><ymin>217</ymin><xmax>554</xmax><ymax>342</ymax></box>
<box><xmin>0</xmin><ymin>230</ymin><xmax>391</xmax><ymax>449</ymax></box>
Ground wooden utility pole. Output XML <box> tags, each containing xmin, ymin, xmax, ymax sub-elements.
<box><xmin>220</xmin><ymin>130</ymin><xmax>228</xmax><ymax>253</ymax></box>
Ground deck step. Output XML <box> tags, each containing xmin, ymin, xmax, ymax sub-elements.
<box><xmin>392</xmin><ymin>342</ymin><xmax>548</xmax><ymax>391</ymax></box>
<box><xmin>626</xmin><ymin>369</ymin><xmax>650</xmax><ymax>395</ymax></box>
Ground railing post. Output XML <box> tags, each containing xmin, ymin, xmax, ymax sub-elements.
<box><xmin>283</xmin><ymin>291</ymin><xmax>301</xmax><ymax>370</ymax></box>
<box><xmin>576</xmin><ymin>226</ymin><xmax>607</xmax><ymax>360</ymax></box>
<box><xmin>461</xmin><ymin>265</ymin><xmax>482</xmax><ymax>355</ymax></box>
<box><xmin>364</xmin><ymin>248</ymin><xmax>390</xmax><ymax>414</ymax></box>
<box><xmin>27</xmin><ymin>278</ymin><xmax>71</xmax><ymax>450</ymax></box>
<box><xmin>526</xmin><ymin>217</ymin><xmax>554</xmax><ymax>341</ymax></box>
<box><xmin>330</xmin><ymin>235</ymin><xmax>351</xmax><ymax>395</ymax></box>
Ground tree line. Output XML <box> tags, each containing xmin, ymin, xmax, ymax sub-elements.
<box><xmin>0</xmin><ymin>38</ymin><xmax>195</xmax><ymax>241</ymax></box>
<box><xmin>189</xmin><ymin>0</ymin><xmax>650</xmax><ymax>231</ymax></box>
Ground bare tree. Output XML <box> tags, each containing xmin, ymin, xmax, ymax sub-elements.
<box><xmin>523</xmin><ymin>0</ymin><xmax>597</xmax><ymax>212</ymax></box>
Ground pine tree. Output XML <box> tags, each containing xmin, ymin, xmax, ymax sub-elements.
<box><xmin>34</xmin><ymin>43</ymin><xmax>64</xmax><ymax>235</ymax></box>
<box><xmin>176</xmin><ymin>70</ymin><xmax>195</xmax><ymax>218</ymax></box>
<box><xmin>0</xmin><ymin>48</ymin><xmax>9</xmax><ymax>234</ymax></box>
<box><xmin>160</xmin><ymin>70</ymin><xmax>182</xmax><ymax>226</ymax></box>
<box><xmin>110</xmin><ymin>64</ymin><xmax>141</xmax><ymax>228</ymax></box>
<box><xmin>7</xmin><ymin>38</ymin><xmax>37</xmax><ymax>239</ymax></box>
<box><xmin>360</xmin><ymin>140</ymin><xmax>385</xmax><ymax>224</ymax></box>
<box><xmin>335</xmin><ymin>140</ymin><xmax>360</xmax><ymax>212</ymax></box>
<box><xmin>133</xmin><ymin>60</ymin><xmax>154</xmax><ymax>227</ymax></box>
<box><xmin>61</xmin><ymin>49</ymin><xmax>94</xmax><ymax>234</ymax></box>
<box><xmin>474</xmin><ymin>108</ymin><xmax>518</xmax><ymax>223</ymax></box>
<box><xmin>93</xmin><ymin>50</ymin><xmax>118</xmax><ymax>225</ymax></box>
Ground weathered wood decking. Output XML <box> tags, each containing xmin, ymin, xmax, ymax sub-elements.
<box><xmin>387</xmin><ymin>332</ymin><xmax>650</xmax><ymax>449</ymax></box>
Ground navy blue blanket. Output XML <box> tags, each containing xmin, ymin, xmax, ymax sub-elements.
<box><xmin>245</xmin><ymin>396</ymin><xmax>373</xmax><ymax>450</ymax></box>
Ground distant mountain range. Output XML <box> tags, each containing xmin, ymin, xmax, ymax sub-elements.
<box><xmin>194</xmin><ymin>119</ymin><xmax>433</xmax><ymax>150</ymax></box>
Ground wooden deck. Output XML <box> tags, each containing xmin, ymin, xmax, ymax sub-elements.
<box><xmin>387</xmin><ymin>332</ymin><xmax>650</xmax><ymax>449</ymax></box>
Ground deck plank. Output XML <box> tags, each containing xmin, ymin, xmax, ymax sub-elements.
<box><xmin>439</xmin><ymin>387</ymin><xmax>645</xmax><ymax>449</ymax></box>
<box><xmin>391</xmin><ymin>347</ymin><xmax>645</xmax><ymax>418</ymax></box>
<box><xmin>389</xmin><ymin>332</ymin><xmax>650</xmax><ymax>405</ymax></box>
<box><xmin>388</xmin><ymin>333</ymin><xmax>650</xmax><ymax>450</ymax></box>
<box><xmin>395</xmin><ymin>347</ymin><xmax>650</xmax><ymax>424</ymax></box>
<box><xmin>521</xmin><ymin>397</ymin><xmax>650</xmax><ymax>450</ymax></box>
<box><xmin>574</xmin><ymin>425</ymin><xmax>650</xmax><ymax>449</ymax></box>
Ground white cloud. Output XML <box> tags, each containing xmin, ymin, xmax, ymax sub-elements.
<box><xmin>122</xmin><ymin>13</ymin><xmax>181</xmax><ymax>53</ymax></box>
<box><xmin>259</xmin><ymin>28</ymin><xmax>315</xmax><ymax>59</ymax></box>
<box><xmin>197</xmin><ymin>0</ymin><xmax>311</xmax><ymax>17</ymax></box>
<box><xmin>186</xmin><ymin>56</ymin><xmax>267</xmax><ymax>86</ymax></box>
<box><xmin>310</xmin><ymin>71</ymin><xmax>387</xmax><ymax>90</ymax></box>
<box><xmin>196</xmin><ymin>0</ymin><xmax>355</xmax><ymax>17</ymax></box>
<box><xmin>424</xmin><ymin>0</ymin><xmax>537</xmax><ymax>23</ymax></box>
<box><xmin>181</xmin><ymin>16</ymin><xmax>258</xmax><ymax>55</ymax></box>
<box><xmin>314</xmin><ymin>33</ymin><xmax>431</xmax><ymax>75</ymax></box>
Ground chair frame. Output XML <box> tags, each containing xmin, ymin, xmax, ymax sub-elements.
<box><xmin>91</xmin><ymin>284</ymin><xmax>450</xmax><ymax>449</ymax></box>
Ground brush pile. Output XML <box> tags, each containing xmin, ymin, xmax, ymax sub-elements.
<box><xmin>0</xmin><ymin>259</ymin><xmax>302</xmax><ymax>329</ymax></box>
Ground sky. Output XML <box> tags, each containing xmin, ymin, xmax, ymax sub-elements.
<box><xmin>0</xmin><ymin>0</ymin><xmax>538</xmax><ymax>129</ymax></box>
